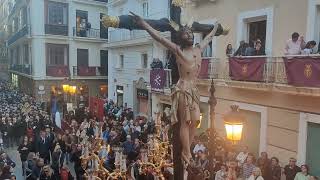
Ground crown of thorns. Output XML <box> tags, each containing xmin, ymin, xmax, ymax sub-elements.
<box><xmin>169</xmin><ymin>17</ymin><xmax>194</xmax><ymax>32</ymax></box>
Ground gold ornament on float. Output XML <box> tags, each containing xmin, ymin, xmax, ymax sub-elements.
<box><xmin>172</xmin><ymin>0</ymin><xmax>185</xmax><ymax>7</ymax></box>
<box><xmin>101</xmin><ymin>15</ymin><xmax>120</xmax><ymax>28</ymax></box>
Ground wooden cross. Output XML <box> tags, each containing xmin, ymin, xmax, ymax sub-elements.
<box><xmin>101</xmin><ymin>1</ymin><xmax>227</xmax><ymax>179</ymax></box>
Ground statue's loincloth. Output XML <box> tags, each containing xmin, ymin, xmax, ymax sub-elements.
<box><xmin>171</xmin><ymin>86</ymin><xmax>200</xmax><ymax>125</ymax></box>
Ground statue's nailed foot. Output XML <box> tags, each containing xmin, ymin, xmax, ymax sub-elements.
<box><xmin>181</xmin><ymin>152</ymin><xmax>194</xmax><ymax>169</ymax></box>
<box><xmin>181</xmin><ymin>152</ymin><xmax>192</xmax><ymax>165</ymax></box>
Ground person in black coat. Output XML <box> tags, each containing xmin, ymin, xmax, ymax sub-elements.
<box><xmin>71</xmin><ymin>144</ymin><xmax>83</xmax><ymax>179</ymax></box>
<box><xmin>36</xmin><ymin>131</ymin><xmax>50</xmax><ymax>164</ymax></box>
<box><xmin>39</xmin><ymin>165</ymin><xmax>59</xmax><ymax>180</ymax></box>
<box><xmin>0</xmin><ymin>152</ymin><xmax>16</xmax><ymax>168</ymax></box>
<box><xmin>18</xmin><ymin>136</ymin><xmax>30</xmax><ymax>175</ymax></box>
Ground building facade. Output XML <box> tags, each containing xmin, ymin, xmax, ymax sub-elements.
<box><xmin>5</xmin><ymin>0</ymin><xmax>109</xmax><ymax>107</ymax></box>
<box><xmin>106</xmin><ymin>0</ymin><xmax>171</xmax><ymax>117</ymax></box>
<box><xmin>177</xmin><ymin>0</ymin><xmax>320</xmax><ymax>176</ymax></box>
<box><xmin>0</xmin><ymin>0</ymin><xmax>12</xmax><ymax>80</ymax></box>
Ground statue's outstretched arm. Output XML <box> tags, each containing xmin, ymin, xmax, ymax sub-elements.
<box><xmin>130</xmin><ymin>12</ymin><xmax>189</xmax><ymax>65</ymax></box>
<box><xmin>199</xmin><ymin>22</ymin><xmax>219</xmax><ymax>52</ymax></box>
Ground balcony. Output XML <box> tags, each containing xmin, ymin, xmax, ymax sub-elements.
<box><xmin>73</xmin><ymin>27</ymin><xmax>107</xmax><ymax>39</ymax></box>
<box><xmin>46</xmin><ymin>65</ymin><xmax>70</xmax><ymax>77</ymax></box>
<box><xmin>45</xmin><ymin>24</ymin><xmax>68</xmax><ymax>36</ymax></box>
<box><xmin>9</xmin><ymin>64</ymin><xmax>32</xmax><ymax>75</ymax></box>
<box><xmin>72</xmin><ymin>66</ymin><xmax>107</xmax><ymax>78</ymax></box>
<box><xmin>198</xmin><ymin>56</ymin><xmax>320</xmax><ymax>96</ymax></box>
<box><xmin>7</xmin><ymin>25</ymin><xmax>29</xmax><ymax>46</ymax></box>
<box><xmin>109</xmin><ymin>29</ymin><xmax>149</xmax><ymax>42</ymax></box>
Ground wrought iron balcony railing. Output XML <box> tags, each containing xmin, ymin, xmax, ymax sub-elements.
<box><xmin>72</xmin><ymin>66</ymin><xmax>107</xmax><ymax>77</ymax></box>
<box><xmin>45</xmin><ymin>24</ymin><xmax>68</xmax><ymax>36</ymax></box>
<box><xmin>9</xmin><ymin>64</ymin><xmax>32</xmax><ymax>75</ymax></box>
<box><xmin>7</xmin><ymin>25</ymin><xmax>30</xmax><ymax>46</ymax></box>
<box><xmin>73</xmin><ymin>27</ymin><xmax>107</xmax><ymax>39</ymax></box>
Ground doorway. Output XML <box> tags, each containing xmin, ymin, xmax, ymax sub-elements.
<box><xmin>239</xmin><ymin>109</ymin><xmax>261</xmax><ymax>157</ymax></box>
<box><xmin>248</xmin><ymin>20</ymin><xmax>266</xmax><ymax>48</ymax></box>
<box><xmin>306</xmin><ymin>122</ymin><xmax>320</xmax><ymax>176</ymax></box>
<box><xmin>116</xmin><ymin>85</ymin><xmax>124</xmax><ymax>107</ymax></box>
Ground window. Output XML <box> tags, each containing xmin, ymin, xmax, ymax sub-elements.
<box><xmin>76</xmin><ymin>10</ymin><xmax>88</xmax><ymax>37</ymax></box>
<box><xmin>19</xmin><ymin>8</ymin><xmax>27</xmax><ymax>29</ymax></box>
<box><xmin>10</xmin><ymin>49</ymin><xmax>13</xmax><ymax>64</ymax></box>
<box><xmin>248</xmin><ymin>20</ymin><xmax>266</xmax><ymax>49</ymax></box>
<box><xmin>119</xmin><ymin>54</ymin><xmax>124</xmax><ymax>68</ymax></box>
<box><xmin>47</xmin><ymin>1</ymin><xmax>68</xmax><ymax>25</ymax></box>
<box><xmin>46</xmin><ymin>44</ymin><xmax>68</xmax><ymax>66</ymax></box>
<box><xmin>142</xmin><ymin>2</ymin><xmax>149</xmax><ymax>17</ymax></box>
<box><xmin>141</xmin><ymin>53</ymin><xmax>148</xmax><ymax>68</ymax></box>
<box><xmin>77</xmin><ymin>49</ymin><xmax>89</xmax><ymax>66</ymax></box>
<box><xmin>23</xmin><ymin>44</ymin><xmax>29</xmax><ymax>64</ymax></box>
<box><xmin>16</xmin><ymin>46</ymin><xmax>20</xmax><ymax>64</ymax></box>
<box><xmin>100</xmin><ymin>50</ymin><xmax>108</xmax><ymax>75</ymax></box>
<box><xmin>13</xmin><ymin>17</ymin><xmax>18</xmax><ymax>32</ymax></box>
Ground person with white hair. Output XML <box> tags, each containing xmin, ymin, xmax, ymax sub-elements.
<box><xmin>248</xmin><ymin>167</ymin><xmax>264</xmax><ymax>180</ymax></box>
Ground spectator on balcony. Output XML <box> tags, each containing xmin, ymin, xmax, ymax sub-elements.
<box><xmin>284</xmin><ymin>32</ymin><xmax>306</xmax><ymax>55</ymax></box>
<box><xmin>150</xmin><ymin>58</ymin><xmax>163</xmax><ymax>69</ymax></box>
<box><xmin>270</xmin><ymin>157</ymin><xmax>281</xmax><ymax>180</ymax></box>
<box><xmin>302</xmin><ymin>41</ymin><xmax>317</xmax><ymax>55</ymax></box>
<box><xmin>294</xmin><ymin>165</ymin><xmax>310</xmax><ymax>180</ymax></box>
<box><xmin>245</xmin><ymin>41</ymin><xmax>256</xmax><ymax>56</ymax></box>
<box><xmin>234</xmin><ymin>40</ymin><xmax>247</xmax><ymax>56</ymax></box>
<box><xmin>255</xmin><ymin>39</ymin><xmax>266</xmax><ymax>56</ymax></box>
<box><xmin>226</xmin><ymin>44</ymin><xmax>234</xmax><ymax>57</ymax></box>
<box><xmin>284</xmin><ymin>158</ymin><xmax>301</xmax><ymax>180</ymax></box>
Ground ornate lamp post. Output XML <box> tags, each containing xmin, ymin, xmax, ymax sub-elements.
<box><xmin>223</xmin><ymin>105</ymin><xmax>245</xmax><ymax>144</ymax></box>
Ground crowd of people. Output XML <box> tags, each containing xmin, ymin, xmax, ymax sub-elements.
<box><xmin>226</xmin><ymin>32</ymin><xmax>318</xmax><ymax>57</ymax></box>
<box><xmin>0</xmin><ymin>80</ymin><xmax>172</xmax><ymax>180</ymax></box>
<box><xmin>0</xmin><ymin>80</ymin><xmax>318</xmax><ymax>180</ymax></box>
<box><xmin>226</xmin><ymin>39</ymin><xmax>266</xmax><ymax>57</ymax></box>
<box><xmin>188</xmin><ymin>136</ymin><xmax>319</xmax><ymax>180</ymax></box>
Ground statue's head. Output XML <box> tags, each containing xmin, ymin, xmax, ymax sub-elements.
<box><xmin>177</xmin><ymin>26</ymin><xmax>194</xmax><ymax>48</ymax></box>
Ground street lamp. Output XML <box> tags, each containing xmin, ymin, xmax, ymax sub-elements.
<box><xmin>62</xmin><ymin>84</ymin><xmax>70</xmax><ymax>93</ymax></box>
<box><xmin>224</xmin><ymin>105</ymin><xmax>245</xmax><ymax>144</ymax></box>
<box><xmin>70</xmin><ymin>86</ymin><xmax>77</xmax><ymax>94</ymax></box>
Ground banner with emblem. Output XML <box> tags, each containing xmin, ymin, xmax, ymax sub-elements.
<box><xmin>150</xmin><ymin>68</ymin><xmax>167</xmax><ymax>92</ymax></box>
<box><xmin>229</xmin><ymin>57</ymin><xmax>266</xmax><ymax>82</ymax></box>
<box><xmin>283</xmin><ymin>57</ymin><xmax>320</xmax><ymax>87</ymax></box>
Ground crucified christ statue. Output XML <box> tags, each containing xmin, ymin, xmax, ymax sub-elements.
<box><xmin>130</xmin><ymin>12</ymin><xmax>220</xmax><ymax>165</ymax></box>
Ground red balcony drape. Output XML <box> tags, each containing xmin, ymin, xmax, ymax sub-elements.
<box><xmin>284</xmin><ymin>57</ymin><xmax>320</xmax><ymax>87</ymax></box>
<box><xmin>229</xmin><ymin>57</ymin><xmax>266</xmax><ymax>82</ymax></box>
<box><xmin>198</xmin><ymin>59</ymin><xmax>209</xmax><ymax>79</ymax></box>
<box><xmin>47</xmin><ymin>65</ymin><xmax>69</xmax><ymax>77</ymax></box>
